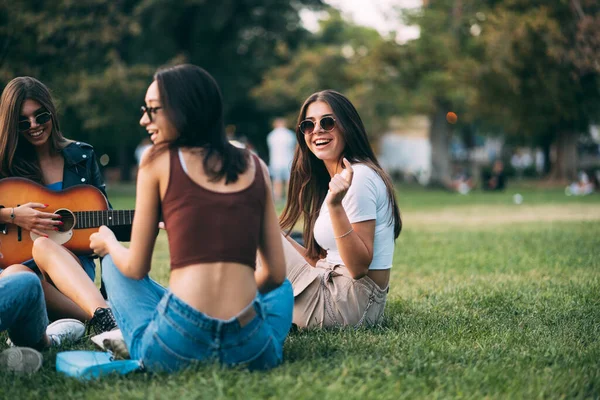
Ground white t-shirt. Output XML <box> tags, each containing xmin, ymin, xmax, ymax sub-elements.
<box><xmin>313</xmin><ymin>164</ymin><xmax>395</xmax><ymax>270</ymax></box>
<box><xmin>266</xmin><ymin>127</ymin><xmax>296</xmax><ymax>168</ymax></box>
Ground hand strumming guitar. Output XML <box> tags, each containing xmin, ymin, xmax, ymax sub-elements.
<box><xmin>8</xmin><ymin>203</ymin><xmax>62</xmax><ymax>237</ymax></box>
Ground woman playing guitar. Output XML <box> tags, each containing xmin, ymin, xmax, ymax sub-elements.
<box><xmin>0</xmin><ymin>76</ymin><xmax>117</xmax><ymax>335</ymax></box>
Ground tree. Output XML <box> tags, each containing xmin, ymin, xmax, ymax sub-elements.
<box><xmin>0</xmin><ymin>0</ymin><xmax>327</xmax><ymax>177</ymax></box>
<box><xmin>252</xmin><ymin>9</ymin><xmax>410</xmax><ymax>142</ymax></box>
<box><xmin>476</xmin><ymin>0</ymin><xmax>600</xmax><ymax>181</ymax></box>
<box><xmin>126</xmin><ymin>0</ymin><xmax>326</xmax><ymax>157</ymax></box>
<box><xmin>0</xmin><ymin>0</ymin><xmax>149</xmax><ymax>178</ymax></box>
<box><xmin>400</xmin><ymin>0</ymin><xmax>482</xmax><ymax>186</ymax></box>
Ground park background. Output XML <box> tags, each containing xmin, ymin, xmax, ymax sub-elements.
<box><xmin>1</xmin><ymin>0</ymin><xmax>599</xmax><ymax>398</ymax></box>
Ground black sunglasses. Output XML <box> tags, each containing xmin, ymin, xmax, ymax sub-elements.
<box><xmin>140</xmin><ymin>105</ymin><xmax>163</xmax><ymax>122</ymax></box>
<box><xmin>18</xmin><ymin>112</ymin><xmax>52</xmax><ymax>132</ymax></box>
<box><xmin>299</xmin><ymin>116</ymin><xmax>336</xmax><ymax>135</ymax></box>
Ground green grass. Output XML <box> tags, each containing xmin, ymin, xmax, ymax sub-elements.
<box><xmin>1</xmin><ymin>184</ymin><xmax>599</xmax><ymax>399</ymax></box>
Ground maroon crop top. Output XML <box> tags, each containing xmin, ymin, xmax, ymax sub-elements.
<box><xmin>161</xmin><ymin>148</ymin><xmax>265</xmax><ymax>270</ymax></box>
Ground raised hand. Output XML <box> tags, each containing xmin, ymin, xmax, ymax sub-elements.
<box><xmin>12</xmin><ymin>203</ymin><xmax>62</xmax><ymax>237</ymax></box>
<box><xmin>325</xmin><ymin>158</ymin><xmax>354</xmax><ymax>207</ymax></box>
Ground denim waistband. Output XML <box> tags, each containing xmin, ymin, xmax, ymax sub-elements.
<box><xmin>158</xmin><ymin>291</ymin><xmax>263</xmax><ymax>334</ymax></box>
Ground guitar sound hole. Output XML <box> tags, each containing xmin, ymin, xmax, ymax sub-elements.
<box><xmin>55</xmin><ymin>209</ymin><xmax>75</xmax><ymax>232</ymax></box>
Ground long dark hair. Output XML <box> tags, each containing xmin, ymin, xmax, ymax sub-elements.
<box><xmin>0</xmin><ymin>77</ymin><xmax>69</xmax><ymax>183</ymax></box>
<box><xmin>280</xmin><ymin>90</ymin><xmax>402</xmax><ymax>260</ymax></box>
<box><xmin>143</xmin><ymin>64</ymin><xmax>248</xmax><ymax>183</ymax></box>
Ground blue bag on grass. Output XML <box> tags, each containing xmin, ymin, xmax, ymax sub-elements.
<box><xmin>56</xmin><ymin>351</ymin><xmax>142</xmax><ymax>380</ymax></box>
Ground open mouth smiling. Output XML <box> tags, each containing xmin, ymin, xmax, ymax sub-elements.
<box><xmin>314</xmin><ymin>138</ymin><xmax>332</xmax><ymax>147</ymax></box>
<box><xmin>28</xmin><ymin>128</ymin><xmax>44</xmax><ymax>138</ymax></box>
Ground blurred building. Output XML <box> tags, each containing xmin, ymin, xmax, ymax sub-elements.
<box><xmin>378</xmin><ymin>116</ymin><xmax>431</xmax><ymax>184</ymax></box>
<box><xmin>378</xmin><ymin>115</ymin><xmax>506</xmax><ymax>185</ymax></box>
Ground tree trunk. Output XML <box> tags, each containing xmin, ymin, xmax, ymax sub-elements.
<box><xmin>549</xmin><ymin>130</ymin><xmax>578</xmax><ymax>182</ymax></box>
<box><xmin>429</xmin><ymin>107</ymin><xmax>451</xmax><ymax>187</ymax></box>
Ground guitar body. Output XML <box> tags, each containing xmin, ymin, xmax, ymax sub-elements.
<box><xmin>0</xmin><ymin>177</ymin><xmax>110</xmax><ymax>269</ymax></box>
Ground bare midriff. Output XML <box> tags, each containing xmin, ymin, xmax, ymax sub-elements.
<box><xmin>170</xmin><ymin>262</ymin><xmax>257</xmax><ymax>320</ymax></box>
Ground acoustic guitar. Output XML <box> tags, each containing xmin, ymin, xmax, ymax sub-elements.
<box><xmin>0</xmin><ymin>177</ymin><xmax>134</xmax><ymax>269</ymax></box>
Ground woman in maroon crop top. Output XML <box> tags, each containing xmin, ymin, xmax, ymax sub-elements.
<box><xmin>89</xmin><ymin>64</ymin><xmax>293</xmax><ymax>372</ymax></box>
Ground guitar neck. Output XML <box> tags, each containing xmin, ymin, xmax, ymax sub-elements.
<box><xmin>73</xmin><ymin>210</ymin><xmax>134</xmax><ymax>229</ymax></box>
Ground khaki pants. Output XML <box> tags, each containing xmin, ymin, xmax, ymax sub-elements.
<box><xmin>281</xmin><ymin>235</ymin><xmax>388</xmax><ymax>329</ymax></box>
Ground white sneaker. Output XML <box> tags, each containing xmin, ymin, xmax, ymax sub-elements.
<box><xmin>46</xmin><ymin>318</ymin><xmax>86</xmax><ymax>347</ymax></box>
<box><xmin>0</xmin><ymin>347</ymin><xmax>43</xmax><ymax>373</ymax></box>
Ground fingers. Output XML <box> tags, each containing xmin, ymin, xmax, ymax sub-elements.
<box><xmin>330</xmin><ymin>174</ymin><xmax>350</xmax><ymax>192</ymax></box>
<box><xmin>341</xmin><ymin>158</ymin><xmax>353</xmax><ymax>181</ymax></box>
<box><xmin>23</xmin><ymin>202</ymin><xmax>48</xmax><ymax>209</ymax></box>
<box><xmin>38</xmin><ymin>211</ymin><xmax>61</xmax><ymax>219</ymax></box>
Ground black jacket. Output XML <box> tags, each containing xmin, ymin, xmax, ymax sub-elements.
<box><xmin>61</xmin><ymin>141</ymin><xmax>131</xmax><ymax>241</ymax></box>
<box><xmin>61</xmin><ymin>141</ymin><xmax>107</xmax><ymax>195</ymax></box>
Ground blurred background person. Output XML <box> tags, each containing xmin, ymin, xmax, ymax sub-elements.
<box><xmin>565</xmin><ymin>170</ymin><xmax>596</xmax><ymax>196</ymax></box>
<box><xmin>266</xmin><ymin>118</ymin><xmax>296</xmax><ymax>203</ymax></box>
<box><xmin>482</xmin><ymin>160</ymin><xmax>506</xmax><ymax>191</ymax></box>
<box><xmin>448</xmin><ymin>165</ymin><xmax>475</xmax><ymax>195</ymax></box>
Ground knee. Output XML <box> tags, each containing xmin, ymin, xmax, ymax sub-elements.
<box><xmin>31</xmin><ymin>237</ymin><xmax>59</xmax><ymax>261</ymax></box>
<box><xmin>9</xmin><ymin>271</ymin><xmax>43</xmax><ymax>300</ymax></box>
<box><xmin>1</xmin><ymin>264</ymin><xmax>36</xmax><ymax>278</ymax></box>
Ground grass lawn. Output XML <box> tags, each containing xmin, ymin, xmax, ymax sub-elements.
<box><xmin>2</xmin><ymin>183</ymin><xmax>599</xmax><ymax>399</ymax></box>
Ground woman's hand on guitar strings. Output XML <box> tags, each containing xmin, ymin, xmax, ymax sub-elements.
<box><xmin>13</xmin><ymin>203</ymin><xmax>62</xmax><ymax>237</ymax></box>
<box><xmin>89</xmin><ymin>225</ymin><xmax>118</xmax><ymax>257</ymax></box>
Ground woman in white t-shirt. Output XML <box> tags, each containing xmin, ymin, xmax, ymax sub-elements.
<box><xmin>277</xmin><ymin>90</ymin><xmax>402</xmax><ymax>328</ymax></box>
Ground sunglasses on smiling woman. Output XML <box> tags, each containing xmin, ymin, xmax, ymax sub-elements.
<box><xmin>299</xmin><ymin>116</ymin><xmax>336</xmax><ymax>135</ymax></box>
<box><xmin>18</xmin><ymin>112</ymin><xmax>52</xmax><ymax>132</ymax></box>
<box><xmin>140</xmin><ymin>105</ymin><xmax>163</xmax><ymax>123</ymax></box>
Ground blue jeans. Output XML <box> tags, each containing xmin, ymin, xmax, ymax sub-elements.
<box><xmin>101</xmin><ymin>256</ymin><xmax>294</xmax><ymax>373</ymax></box>
<box><xmin>0</xmin><ymin>272</ymin><xmax>48</xmax><ymax>347</ymax></box>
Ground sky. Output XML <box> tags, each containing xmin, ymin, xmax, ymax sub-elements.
<box><xmin>301</xmin><ymin>0</ymin><xmax>422</xmax><ymax>43</ymax></box>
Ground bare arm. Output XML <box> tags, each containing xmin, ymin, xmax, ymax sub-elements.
<box><xmin>255</xmin><ymin>159</ymin><xmax>286</xmax><ymax>293</ymax></box>
<box><xmin>90</xmin><ymin>151</ymin><xmax>163</xmax><ymax>279</ymax></box>
<box><xmin>326</xmin><ymin>159</ymin><xmax>375</xmax><ymax>279</ymax></box>
<box><xmin>328</xmin><ymin>205</ymin><xmax>375</xmax><ymax>279</ymax></box>
<box><xmin>283</xmin><ymin>233</ymin><xmax>319</xmax><ymax>267</ymax></box>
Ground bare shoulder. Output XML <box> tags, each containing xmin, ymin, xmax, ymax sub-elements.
<box><xmin>253</xmin><ymin>154</ymin><xmax>271</xmax><ymax>182</ymax></box>
<box><xmin>139</xmin><ymin>147</ymin><xmax>170</xmax><ymax>179</ymax></box>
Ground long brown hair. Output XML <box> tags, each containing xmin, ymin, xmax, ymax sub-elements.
<box><xmin>280</xmin><ymin>90</ymin><xmax>402</xmax><ymax>260</ymax></box>
<box><xmin>0</xmin><ymin>77</ymin><xmax>69</xmax><ymax>183</ymax></box>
